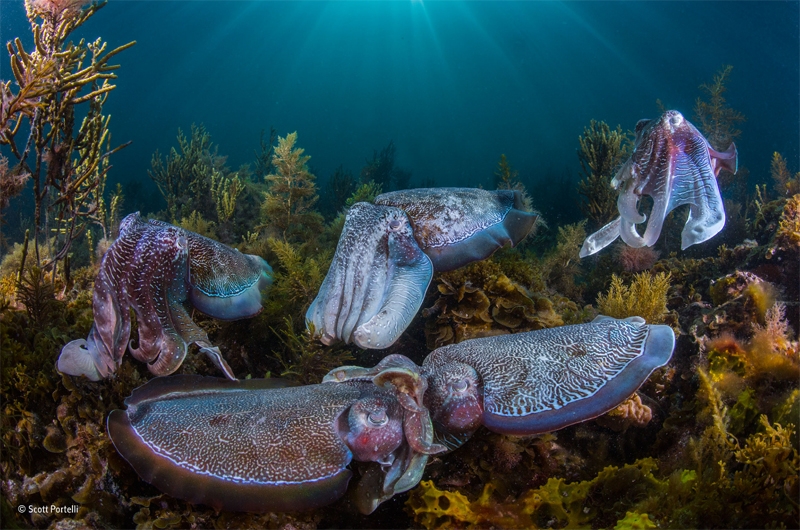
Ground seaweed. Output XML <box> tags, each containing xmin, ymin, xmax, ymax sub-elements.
<box><xmin>770</xmin><ymin>152</ymin><xmax>800</xmax><ymax>198</ymax></box>
<box><xmin>541</xmin><ymin>221</ymin><xmax>586</xmax><ymax>301</ymax></box>
<box><xmin>322</xmin><ymin>164</ymin><xmax>357</xmax><ymax>220</ymax></box>
<box><xmin>693</xmin><ymin>65</ymin><xmax>745</xmax><ymax>153</ymax></box>
<box><xmin>576</xmin><ymin>120</ymin><xmax>632</xmax><ymax>230</ymax></box>
<box><xmin>272</xmin><ymin>317</ymin><xmax>355</xmax><ymax>385</ymax></box>
<box><xmin>359</xmin><ymin>140</ymin><xmax>411</xmax><ymax>191</ymax></box>
<box><xmin>775</xmin><ymin>193</ymin><xmax>800</xmax><ymax>250</ymax></box>
<box><xmin>261</xmin><ymin>132</ymin><xmax>324</xmax><ymax>244</ymax></box>
<box><xmin>494</xmin><ymin>153</ymin><xmax>519</xmax><ymax>190</ymax></box>
<box><xmin>423</xmin><ymin>260</ymin><xmax>569</xmax><ymax>348</ymax></box>
<box><xmin>596</xmin><ymin>272</ymin><xmax>671</xmax><ymax>324</ymax></box>
<box><xmin>1</xmin><ymin>0</ymin><xmax>134</xmax><ymax>281</ymax></box>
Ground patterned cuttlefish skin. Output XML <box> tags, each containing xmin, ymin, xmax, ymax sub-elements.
<box><xmin>57</xmin><ymin>213</ymin><xmax>273</xmax><ymax>381</ymax></box>
<box><xmin>579</xmin><ymin>110</ymin><xmax>738</xmax><ymax>257</ymax></box>
<box><xmin>108</xmin><ymin>316</ymin><xmax>675</xmax><ymax>514</ymax></box>
<box><xmin>306</xmin><ymin>187</ymin><xmax>538</xmax><ymax>350</ymax></box>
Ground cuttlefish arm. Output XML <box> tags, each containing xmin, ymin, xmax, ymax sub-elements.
<box><xmin>107</xmin><ymin>375</ymin><xmax>407</xmax><ymax>513</ymax></box>
<box><xmin>57</xmin><ymin>214</ymin><xmax>148</xmax><ymax>380</ymax></box>
<box><xmin>306</xmin><ymin>203</ymin><xmax>434</xmax><ymax>350</ymax></box>
<box><xmin>423</xmin><ymin>316</ymin><xmax>675</xmax><ymax>437</ymax></box>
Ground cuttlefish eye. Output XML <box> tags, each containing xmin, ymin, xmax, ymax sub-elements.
<box><xmin>388</xmin><ymin>219</ymin><xmax>402</xmax><ymax>231</ymax></box>
<box><xmin>343</xmin><ymin>395</ymin><xmax>403</xmax><ymax>463</ymax></box>
<box><xmin>367</xmin><ymin>410</ymin><xmax>388</xmax><ymax>426</ymax></box>
<box><xmin>451</xmin><ymin>379</ymin><xmax>469</xmax><ymax>393</ymax></box>
<box><xmin>669</xmin><ymin>112</ymin><xmax>683</xmax><ymax>127</ymax></box>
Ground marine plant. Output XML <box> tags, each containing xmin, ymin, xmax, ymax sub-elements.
<box><xmin>210</xmin><ymin>170</ymin><xmax>243</xmax><ymax>223</ymax></box>
<box><xmin>176</xmin><ymin>210</ymin><xmax>216</xmax><ymax>240</ymax></box>
<box><xmin>321</xmin><ymin>164</ymin><xmax>356</xmax><ymax>220</ymax></box>
<box><xmin>360</xmin><ymin>140</ymin><xmax>397</xmax><ymax>190</ymax></box>
<box><xmin>576</xmin><ymin>120</ymin><xmax>631</xmax><ymax>230</ymax></box>
<box><xmin>346</xmin><ymin>180</ymin><xmax>383</xmax><ymax>206</ymax></box>
<box><xmin>494</xmin><ymin>153</ymin><xmax>518</xmax><ymax>189</ymax></box>
<box><xmin>616</xmin><ymin>244</ymin><xmax>660</xmax><ymax>273</ymax></box>
<box><xmin>770</xmin><ymin>152</ymin><xmax>800</xmax><ymax>198</ymax></box>
<box><xmin>261</xmin><ymin>131</ymin><xmax>324</xmax><ymax>243</ymax></box>
<box><xmin>423</xmin><ymin>260</ymin><xmax>568</xmax><ymax>348</ymax></box>
<box><xmin>265</xmin><ymin>237</ymin><xmax>328</xmax><ymax>316</ymax></box>
<box><xmin>541</xmin><ymin>220</ymin><xmax>586</xmax><ymax>300</ymax></box>
<box><xmin>775</xmin><ymin>193</ymin><xmax>800</xmax><ymax>250</ymax></box>
<box><xmin>1</xmin><ymin>0</ymin><xmax>134</xmax><ymax>280</ymax></box>
<box><xmin>251</xmin><ymin>126</ymin><xmax>277</xmax><ymax>181</ymax></box>
<box><xmin>693</xmin><ymin>65</ymin><xmax>745</xmax><ymax>153</ymax></box>
<box><xmin>149</xmin><ymin>124</ymin><xmax>223</xmax><ymax>222</ymax></box>
<box><xmin>272</xmin><ymin>317</ymin><xmax>354</xmax><ymax>385</ymax></box>
<box><xmin>596</xmin><ymin>272</ymin><xmax>671</xmax><ymax>324</ymax></box>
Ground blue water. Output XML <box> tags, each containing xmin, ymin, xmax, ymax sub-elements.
<box><xmin>1</xmin><ymin>0</ymin><xmax>798</xmax><ymax>215</ymax></box>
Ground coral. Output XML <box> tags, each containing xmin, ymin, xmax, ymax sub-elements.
<box><xmin>1</xmin><ymin>0</ymin><xmax>134</xmax><ymax>279</ymax></box>
<box><xmin>576</xmin><ymin>120</ymin><xmax>632</xmax><ymax>229</ymax></box>
<box><xmin>261</xmin><ymin>132</ymin><xmax>324</xmax><ymax>243</ymax></box>
<box><xmin>596</xmin><ymin>272</ymin><xmax>671</xmax><ymax>324</ymax></box>
<box><xmin>616</xmin><ymin>244</ymin><xmax>660</xmax><ymax>273</ymax></box>
<box><xmin>423</xmin><ymin>261</ymin><xmax>567</xmax><ymax>348</ymax></box>
<box><xmin>596</xmin><ymin>392</ymin><xmax>653</xmax><ymax>432</ymax></box>
<box><xmin>693</xmin><ymin>65</ymin><xmax>745</xmax><ymax>152</ymax></box>
<box><xmin>770</xmin><ymin>152</ymin><xmax>800</xmax><ymax>198</ymax></box>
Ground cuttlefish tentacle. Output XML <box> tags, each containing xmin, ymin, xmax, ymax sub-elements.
<box><xmin>57</xmin><ymin>212</ymin><xmax>273</xmax><ymax>380</ymax></box>
<box><xmin>580</xmin><ymin>110</ymin><xmax>738</xmax><ymax>258</ymax></box>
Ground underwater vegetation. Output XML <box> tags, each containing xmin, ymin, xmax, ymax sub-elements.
<box><xmin>1</xmin><ymin>0</ymin><xmax>134</xmax><ymax>281</ymax></box>
<box><xmin>0</xmin><ymin>2</ymin><xmax>797</xmax><ymax>527</ymax></box>
<box><xmin>576</xmin><ymin>120</ymin><xmax>632</xmax><ymax>231</ymax></box>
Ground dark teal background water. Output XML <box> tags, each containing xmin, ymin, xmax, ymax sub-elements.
<box><xmin>1</xmin><ymin>0</ymin><xmax>798</xmax><ymax>217</ymax></box>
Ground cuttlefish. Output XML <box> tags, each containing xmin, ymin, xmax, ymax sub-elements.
<box><xmin>306</xmin><ymin>187</ymin><xmax>538</xmax><ymax>350</ymax></box>
<box><xmin>57</xmin><ymin>213</ymin><xmax>273</xmax><ymax>381</ymax></box>
<box><xmin>108</xmin><ymin>316</ymin><xmax>675</xmax><ymax>514</ymax></box>
<box><xmin>580</xmin><ymin>110</ymin><xmax>738</xmax><ymax>257</ymax></box>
